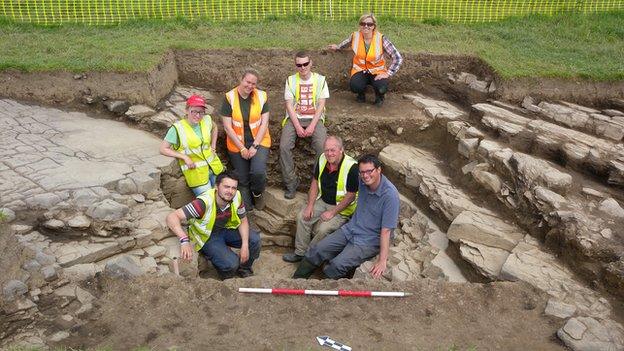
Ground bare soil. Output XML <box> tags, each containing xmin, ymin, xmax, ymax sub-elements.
<box><xmin>0</xmin><ymin>51</ymin><xmax>178</xmax><ymax>106</ymax></box>
<box><xmin>61</xmin><ymin>275</ymin><xmax>564</xmax><ymax>351</ymax></box>
<box><xmin>2</xmin><ymin>49</ymin><xmax>623</xmax><ymax>108</ymax></box>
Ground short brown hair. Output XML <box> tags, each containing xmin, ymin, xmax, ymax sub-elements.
<box><xmin>241</xmin><ymin>68</ymin><xmax>260</xmax><ymax>80</ymax></box>
<box><xmin>295</xmin><ymin>51</ymin><xmax>310</xmax><ymax>60</ymax></box>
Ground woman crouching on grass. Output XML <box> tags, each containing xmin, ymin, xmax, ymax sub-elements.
<box><xmin>327</xmin><ymin>13</ymin><xmax>403</xmax><ymax>107</ymax></box>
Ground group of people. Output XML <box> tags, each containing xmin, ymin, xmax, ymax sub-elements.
<box><xmin>164</xmin><ymin>13</ymin><xmax>403</xmax><ymax>280</ymax></box>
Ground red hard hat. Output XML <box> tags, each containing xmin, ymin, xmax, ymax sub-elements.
<box><xmin>186</xmin><ymin>95</ymin><xmax>206</xmax><ymax>108</ymax></box>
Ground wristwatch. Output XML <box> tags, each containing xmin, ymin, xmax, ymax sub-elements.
<box><xmin>252</xmin><ymin>143</ymin><xmax>259</xmax><ymax>149</ymax></box>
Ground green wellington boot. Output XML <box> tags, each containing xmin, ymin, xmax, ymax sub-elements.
<box><xmin>292</xmin><ymin>258</ymin><xmax>318</xmax><ymax>279</ymax></box>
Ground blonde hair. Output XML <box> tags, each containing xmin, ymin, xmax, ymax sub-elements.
<box><xmin>358</xmin><ymin>13</ymin><xmax>377</xmax><ymax>27</ymax></box>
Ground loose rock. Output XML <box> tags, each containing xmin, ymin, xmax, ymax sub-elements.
<box><xmin>598</xmin><ymin>198</ymin><xmax>624</xmax><ymax>219</ymax></box>
<box><xmin>86</xmin><ymin>199</ymin><xmax>129</xmax><ymax>221</ymax></box>
<box><xmin>104</xmin><ymin>100</ymin><xmax>130</xmax><ymax>115</ymax></box>
<box><xmin>0</xmin><ymin>207</ymin><xmax>16</xmax><ymax>222</ymax></box>
<box><xmin>3</xmin><ymin>280</ymin><xmax>28</xmax><ymax>300</ymax></box>
<box><xmin>104</xmin><ymin>255</ymin><xmax>145</xmax><ymax>279</ymax></box>
<box><xmin>67</xmin><ymin>214</ymin><xmax>91</xmax><ymax>229</ymax></box>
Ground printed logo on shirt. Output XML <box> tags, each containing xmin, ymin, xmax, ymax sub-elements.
<box><xmin>297</xmin><ymin>83</ymin><xmax>316</xmax><ymax>116</ymax></box>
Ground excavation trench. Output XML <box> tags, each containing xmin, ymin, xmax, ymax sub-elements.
<box><xmin>154</xmin><ymin>89</ymin><xmax>485</xmax><ymax>283</ymax></box>
<box><xmin>2</xmin><ymin>49</ymin><xmax>624</xmax><ymax>350</ymax></box>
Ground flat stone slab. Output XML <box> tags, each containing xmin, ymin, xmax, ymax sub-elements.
<box><xmin>403</xmin><ymin>93</ymin><xmax>467</xmax><ymax>122</ymax></box>
<box><xmin>500</xmin><ymin>238</ymin><xmax>611</xmax><ymax>319</ymax></box>
<box><xmin>380</xmin><ymin>143</ymin><xmax>495</xmax><ymax>222</ymax></box>
<box><xmin>49</xmin><ymin>240</ymin><xmax>121</xmax><ymax>267</ymax></box>
<box><xmin>0</xmin><ymin>99</ymin><xmax>169</xmax><ymax>210</ymax></box>
<box><xmin>557</xmin><ymin>317</ymin><xmax>624</xmax><ymax>351</ymax></box>
<box><xmin>448</xmin><ymin>210</ymin><xmax>524</xmax><ymax>251</ymax></box>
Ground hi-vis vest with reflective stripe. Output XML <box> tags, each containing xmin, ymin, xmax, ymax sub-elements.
<box><xmin>350</xmin><ymin>30</ymin><xmax>387</xmax><ymax>77</ymax></box>
<box><xmin>225</xmin><ymin>88</ymin><xmax>271</xmax><ymax>152</ymax></box>
<box><xmin>281</xmin><ymin>72</ymin><xmax>327</xmax><ymax>127</ymax></box>
<box><xmin>317</xmin><ymin>154</ymin><xmax>358</xmax><ymax>217</ymax></box>
<box><xmin>173</xmin><ymin>117</ymin><xmax>224</xmax><ymax>188</ymax></box>
<box><xmin>188</xmin><ymin>188</ymin><xmax>243</xmax><ymax>251</ymax></box>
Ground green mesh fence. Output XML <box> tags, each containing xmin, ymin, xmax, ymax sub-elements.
<box><xmin>1</xmin><ymin>0</ymin><xmax>623</xmax><ymax>25</ymax></box>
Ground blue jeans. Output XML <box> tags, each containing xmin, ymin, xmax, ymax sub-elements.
<box><xmin>190</xmin><ymin>173</ymin><xmax>216</xmax><ymax>197</ymax></box>
<box><xmin>305</xmin><ymin>228</ymin><xmax>380</xmax><ymax>279</ymax></box>
<box><xmin>199</xmin><ymin>227</ymin><xmax>261</xmax><ymax>277</ymax></box>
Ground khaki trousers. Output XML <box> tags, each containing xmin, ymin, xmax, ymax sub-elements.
<box><xmin>294</xmin><ymin>199</ymin><xmax>349</xmax><ymax>256</ymax></box>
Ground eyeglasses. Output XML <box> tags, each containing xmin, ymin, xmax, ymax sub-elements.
<box><xmin>295</xmin><ymin>61</ymin><xmax>310</xmax><ymax>68</ymax></box>
<box><xmin>359</xmin><ymin>22</ymin><xmax>375</xmax><ymax>27</ymax></box>
<box><xmin>188</xmin><ymin>109</ymin><xmax>205</xmax><ymax>115</ymax></box>
<box><xmin>359</xmin><ymin>167</ymin><xmax>378</xmax><ymax>176</ymax></box>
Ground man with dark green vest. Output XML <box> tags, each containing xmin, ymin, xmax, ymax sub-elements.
<box><xmin>282</xmin><ymin>136</ymin><xmax>358</xmax><ymax>263</ymax></box>
<box><xmin>166</xmin><ymin>170</ymin><xmax>261</xmax><ymax>279</ymax></box>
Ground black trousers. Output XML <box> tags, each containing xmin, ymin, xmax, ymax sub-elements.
<box><xmin>349</xmin><ymin>71</ymin><xmax>389</xmax><ymax>97</ymax></box>
<box><xmin>227</xmin><ymin>146</ymin><xmax>269</xmax><ymax>210</ymax></box>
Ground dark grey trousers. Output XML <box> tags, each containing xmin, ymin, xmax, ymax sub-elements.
<box><xmin>279</xmin><ymin>119</ymin><xmax>326</xmax><ymax>191</ymax></box>
<box><xmin>228</xmin><ymin>146</ymin><xmax>269</xmax><ymax>210</ymax></box>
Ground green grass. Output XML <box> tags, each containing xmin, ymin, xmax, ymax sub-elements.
<box><xmin>0</xmin><ymin>11</ymin><xmax>623</xmax><ymax>80</ymax></box>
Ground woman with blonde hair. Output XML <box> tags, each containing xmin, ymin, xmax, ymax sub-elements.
<box><xmin>328</xmin><ymin>13</ymin><xmax>403</xmax><ymax>107</ymax></box>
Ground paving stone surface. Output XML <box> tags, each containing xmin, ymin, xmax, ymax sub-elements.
<box><xmin>0</xmin><ymin>99</ymin><xmax>169</xmax><ymax>210</ymax></box>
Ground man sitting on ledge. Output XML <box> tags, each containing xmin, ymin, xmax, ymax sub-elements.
<box><xmin>282</xmin><ymin>135</ymin><xmax>358</xmax><ymax>263</ymax></box>
<box><xmin>166</xmin><ymin>170</ymin><xmax>261</xmax><ymax>280</ymax></box>
<box><xmin>292</xmin><ymin>154</ymin><xmax>400</xmax><ymax>279</ymax></box>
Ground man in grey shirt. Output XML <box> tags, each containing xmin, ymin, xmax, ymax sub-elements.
<box><xmin>293</xmin><ymin>153</ymin><xmax>400</xmax><ymax>279</ymax></box>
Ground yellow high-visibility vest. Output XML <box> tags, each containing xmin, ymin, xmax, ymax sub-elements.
<box><xmin>188</xmin><ymin>188</ymin><xmax>243</xmax><ymax>251</ymax></box>
<box><xmin>173</xmin><ymin>116</ymin><xmax>224</xmax><ymax>188</ymax></box>
<box><xmin>317</xmin><ymin>154</ymin><xmax>358</xmax><ymax>216</ymax></box>
<box><xmin>282</xmin><ymin>72</ymin><xmax>327</xmax><ymax>127</ymax></box>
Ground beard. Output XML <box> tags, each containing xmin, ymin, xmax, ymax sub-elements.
<box><xmin>217</xmin><ymin>191</ymin><xmax>234</xmax><ymax>203</ymax></box>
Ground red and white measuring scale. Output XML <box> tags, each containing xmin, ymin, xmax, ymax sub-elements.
<box><xmin>239</xmin><ymin>287</ymin><xmax>411</xmax><ymax>297</ymax></box>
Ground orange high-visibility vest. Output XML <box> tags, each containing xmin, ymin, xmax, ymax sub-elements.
<box><xmin>224</xmin><ymin>88</ymin><xmax>271</xmax><ymax>152</ymax></box>
<box><xmin>350</xmin><ymin>30</ymin><xmax>387</xmax><ymax>77</ymax></box>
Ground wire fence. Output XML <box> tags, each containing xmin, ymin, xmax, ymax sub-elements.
<box><xmin>1</xmin><ymin>0</ymin><xmax>623</xmax><ymax>25</ymax></box>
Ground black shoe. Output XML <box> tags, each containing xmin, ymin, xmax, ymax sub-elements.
<box><xmin>252</xmin><ymin>192</ymin><xmax>265</xmax><ymax>211</ymax></box>
<box><xmin>237</xmin><ymin>268</ymin><xmax>254</xmax><ymax>278</ymax></box>
<box><xmin>284</xmin><ymin>188</ymin><xmax>296</xmax><ymax>200</ymax></box>
<box><xmin>284</xmin><ymin>180</ymin><xmax>299</xmax><ymax>200</ymax></box>
<box><xmin>374</xmin><ymin>95</ymin><xmax>384</xmax><ymax>107</ymax></box>
<box><xmin>356</xmin><ymin>93</ymin><xmax>366</xmax><ymax>103</ymax></box>
<box><xmin>282</xmin><ymin>252</ymin><xmax>304</xmax><ymax>263</ymax></box>
<box><xmin>218</xmin><ymin>269</ymin><xmax>237</xmax><ymax>280</ymax></box>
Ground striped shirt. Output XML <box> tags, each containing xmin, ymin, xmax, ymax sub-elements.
<box><xmin>183</xmin><ymin>198</ymin><xmax>246</xmax><ymax>231</ymax></box>
<box><xmin>337</xmin><ymin>34</ymin><xmax>403</xmax><ymax>76</ymax></box>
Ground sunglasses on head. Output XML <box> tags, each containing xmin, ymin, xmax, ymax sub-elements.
<box><xmin>295</xmin><ymin>61</ymin><xmax>310</xmax><ymax>68</ymax></box>
<box><xmin>359</xmin><ymin>22</ymin><xmax>375</xmax><ymax>27</ymax></box>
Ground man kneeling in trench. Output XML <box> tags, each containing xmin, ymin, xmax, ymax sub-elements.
<box><xmin>293</xmin><ymin>154</ymin><xmax>400</xmax><ymax>279</ymax></box>
<box><xmin>166</xmin><ymin>170</ymin><xmax>261</xmax><ymax>279</ymax></box>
